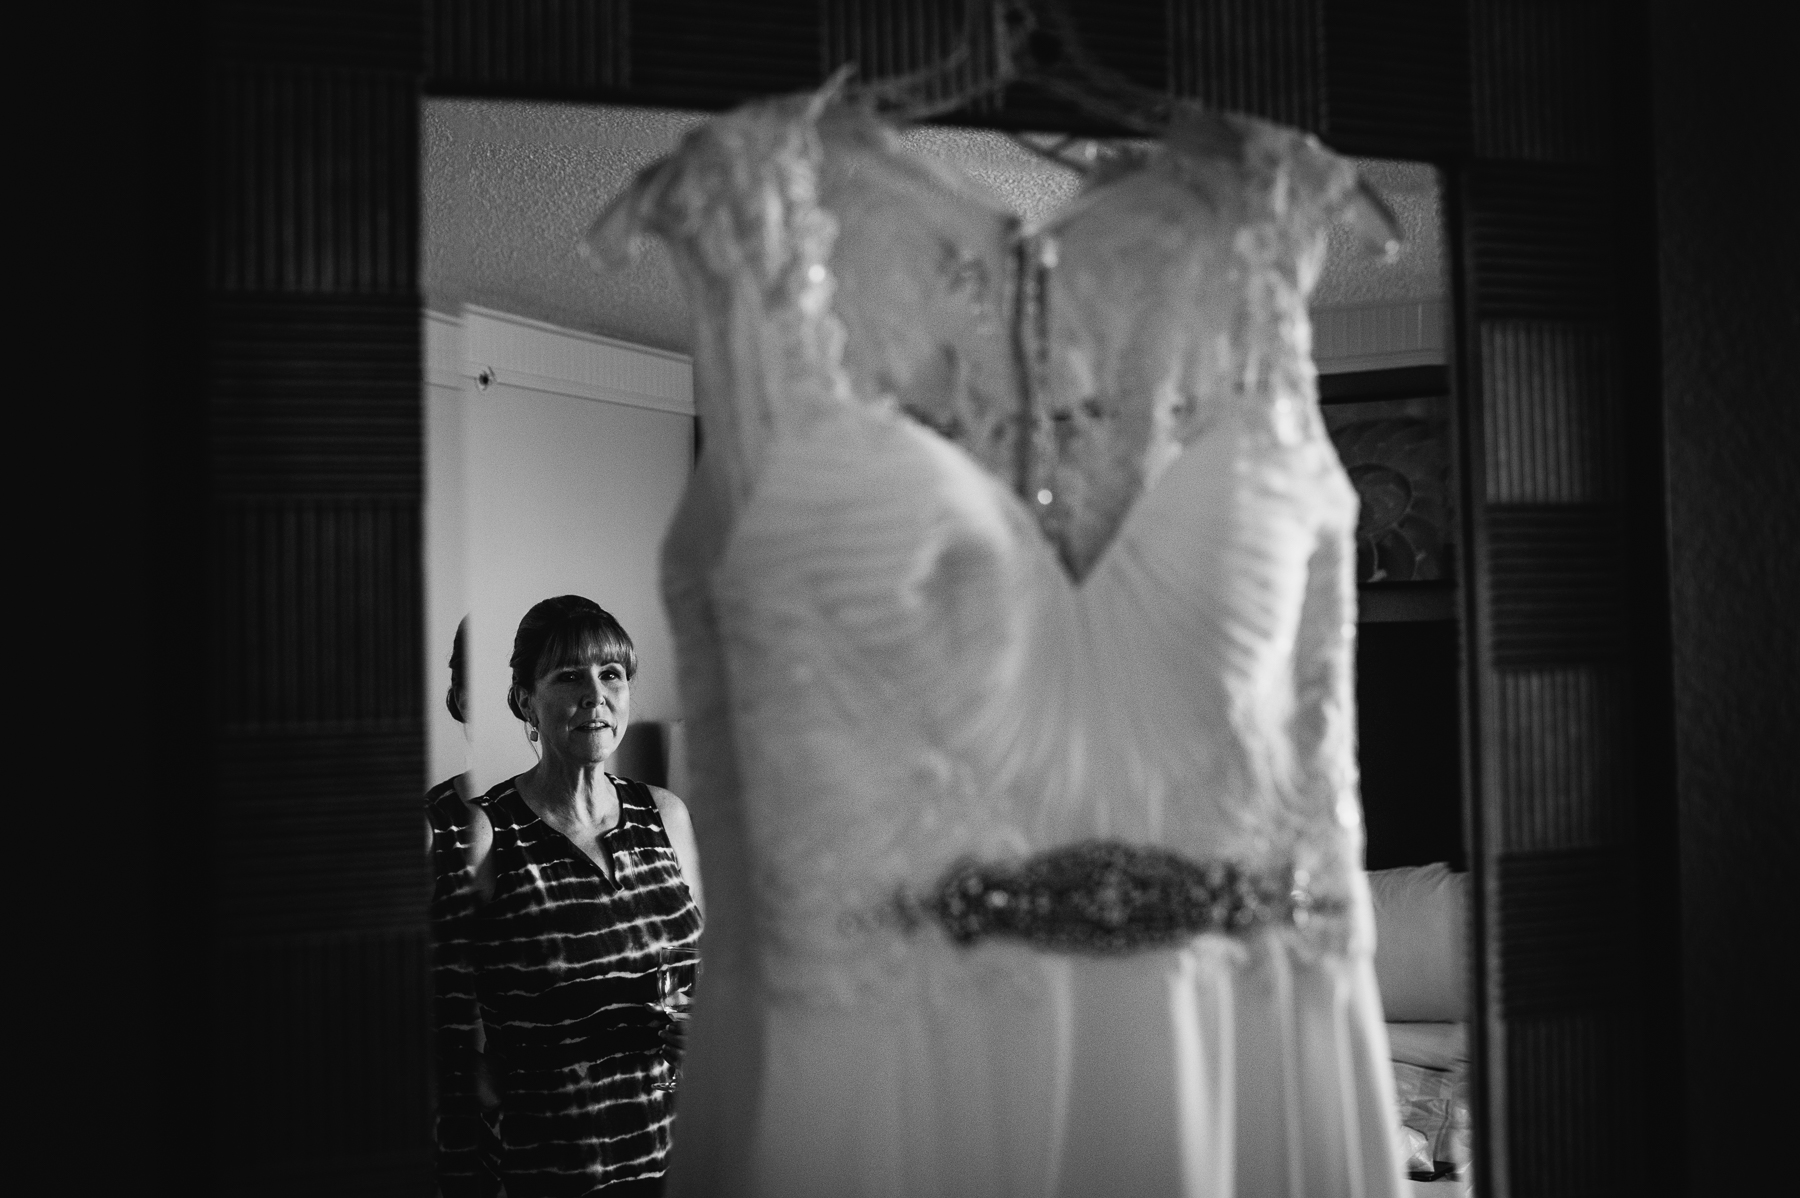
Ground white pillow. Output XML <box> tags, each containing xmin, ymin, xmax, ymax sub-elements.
<box><xmin>1385</xmin><ymin>1021</ymin><xmax>1467</xmax><ymax>1071</ymax></box>
<box><xmin>1368</xmin><ymin>863</ymin><xmax>1469</xmax><ymax>1021</ymax></box>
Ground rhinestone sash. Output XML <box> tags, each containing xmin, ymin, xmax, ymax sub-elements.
<box><xmin>884</xmin><ymin>840</ymin><xmax>1343</xmax><ymax>955</ymax></box>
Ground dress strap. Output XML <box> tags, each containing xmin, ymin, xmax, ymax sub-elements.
<box><xmin>608</xmin><ymin>775</ymin><xmax>675</xmax><ymax>846</ymax></box>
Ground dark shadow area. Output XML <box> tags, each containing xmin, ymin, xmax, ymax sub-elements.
<box><xmin>1357</xmin><ymin>619</ymin><xmax>1465</xmax><ymax>871</ymax></box>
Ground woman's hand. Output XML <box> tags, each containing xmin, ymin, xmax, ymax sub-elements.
<box><xmin>657</xmin><ymin>1008</ymin><xmax>691</xmax><ymax>1054</ymax></box>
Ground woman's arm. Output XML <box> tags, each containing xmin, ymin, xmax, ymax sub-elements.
<box><xmin>649</xmin><ymin>786</ymin><xmax>705</xmax><ymax>918</ymax></box>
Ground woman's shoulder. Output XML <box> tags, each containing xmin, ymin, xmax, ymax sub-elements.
<box><xmin>646</xmin><ymin>784</ymin><xmax>691</xmax><ymax>825</ymax></box>
<box><xmin>613</xmin><ymin>775</ymin><xmax>691</xmax><ymax>825</ymax></box>
<box><xmin>439</xmin><ymin>777</ymin><xmax>518</xmax><ymax>840</ymax></box>
<box><xmin>425</xmin><ymin>777</ymin><xmax>499</xmax><ymax>887</ymax></box>
<box><xmin>426</xmin><ymin>775</ymin><xmax>478</xmax><ymax>831</ymax></box>
<box><xmin>455</xmin><ymin>781</ymin><xmax>510</xmax><ymax>879</ymax></box>
<box><xmin>632</xmin><ymin>782</ymin><xmax>702</xmax><ymax>912</ymax></box>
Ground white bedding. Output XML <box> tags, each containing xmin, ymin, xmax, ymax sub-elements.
<box><xmin>1372</xmin><ymin>867</ymin><xmax>1474</xmax><ymax>1187</ymax></box>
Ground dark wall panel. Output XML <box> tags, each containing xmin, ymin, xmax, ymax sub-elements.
<box><xmin>214</xmin><ymin>725</ymin><xmax>426</xmax><ymax>933</ymax></box>
<box><xmin>427</xmin><ymin>0</ymin><xmax>631</xmax><ymax>97</ymax></box>
<box><xmin>1457</xmin><ymin>3</ymin><xmax>1675</xmax><ymax>1195</ymax></box>
<box><xmin>211</xmin><ymin>501</ymin><xmax>421</xmax><ymax>728</ymax></box>
<box><xmin>1323</xmin><ymin>0</ymin><xmax>1471</xmax><ymax>159</ymax></box>
<box><xmin>208</xmin><ymin>297</ymin><xmax>423</xmax><ymax>494</ymax></box>
<box><xmin>1467</xmin><ymin>164</ymin><xmax>1616</xmax><ymax>321</ymax></box>
<box><xmin>207</xmin><ymin>68</ymin><xmax>416</xmax><ymax>294</ymax></box>
<box><xmin>210</xmin><ymin>0</ymin><xmax>422</xmax><ymax>71</ymax></box>
<box><xmin>1651</xmin><ymin>0</ymin><xmax>1797</xmax><ymax>1176</ymax></box>
<box><xmin>1471</xmin><ymin>0</ymin><xmax>1611</xmax><ymax>164</ymax></box>
<box><xmin>632</xmin><ymin>0</ymin><xmax>823</xmax><ymax>108</ymax></box>
<box><xmin>200</xmin><ymin>2</ymin><xmax>430</xmax><ymax>1191</ymax></box>
<box><xmin>1486</xmin><ymin>505</ymin><xmax>1623</xmax><ymax>665</ymax></box>
<box><xmin>1482</xmin><ymin>320</ymin><xmax>1618</xmax><ymax>504</ymax></box>
<box><xmin>1168</xmin><ymin>0</ymin><xmax>1324</xmax><ymax>131</ymax></box>
<box><xmin>1493</xmin><ymin>667</ymin><xmax>1625</xmax><ymax>852</ymax></box>
<box><xmin>1356</xmin><ymin>620</ymin><xmax>1465</xmax><ymax>871</ymax></box>
<box><xmin>1496</xmin><ymin>850</ymin><xmax>1629</xmax><ymax>1014</ymax></box>
<box><xmin>209</xmin><ymin>929</ymin><xmax>432</xmax><ymax>1195</ymax></box>
<box><xmin>1503</xmin><ymin>1010</ymin><xmax>1632</xmax><ymax>1197</ymax></box>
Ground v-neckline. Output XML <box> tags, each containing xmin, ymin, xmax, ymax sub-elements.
<box><xmin>512</xmin><ymin>776</ymin><xmax>628</xmax><ymax>888</ymax></box>
<box><xmin>808</xmin><ymin>104</ymin><xmax>1312</xmax><ymax>589</ymax></box>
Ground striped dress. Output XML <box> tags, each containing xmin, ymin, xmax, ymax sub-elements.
<box><xmin>432</xmin><ymin>775</ymin><xmax>704</xmax><ymax>1197</ymax></box>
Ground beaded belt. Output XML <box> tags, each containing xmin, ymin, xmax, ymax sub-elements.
<box><xmin>883</xmin><ymin>840</ymin><xmax>1343</xmax><ymax>955</ymax></box>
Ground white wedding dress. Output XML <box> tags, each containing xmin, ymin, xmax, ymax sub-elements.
<box><xmin>590</xmin><ymin>93</ymin><xmax>1408</xmax><ymax>1198</ymax></box>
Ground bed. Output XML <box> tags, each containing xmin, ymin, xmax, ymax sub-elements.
<box><xmin>1369</xmin><ymin>862</ymin><xmax>1473</xmax><ymax>1195</ymax></box>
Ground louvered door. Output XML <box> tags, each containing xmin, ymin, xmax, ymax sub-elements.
<box><xmin>204</xmin><ymin>4</ymin><xmax>431</xmax><ymax>1192</ymax></box>
<box><xmin>1453</xmin><ymin>5</ymin><xmax>1672</xmax><ymax>1196</ymax></box>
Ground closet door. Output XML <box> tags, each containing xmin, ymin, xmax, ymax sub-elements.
<box><xmin>204</xmin><ymin>4</ymin><xmax>432</xmax><ymax>1192</ymax></box>
<box><xmin>1450</xmin><ymin>6</ymin><xmax>1676</xmax><ymax>1197</ymax></box>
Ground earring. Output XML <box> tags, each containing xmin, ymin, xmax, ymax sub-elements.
<box><xmin>527</xmin><ymin>722</ymin><xmax>538</xmax><ymax>743</ymax></box>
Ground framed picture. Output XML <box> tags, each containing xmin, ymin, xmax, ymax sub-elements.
<box><xmin>1322</xmin><ymin>394</ymin><xmax>1453</xmax><ymax>585</ymax></box>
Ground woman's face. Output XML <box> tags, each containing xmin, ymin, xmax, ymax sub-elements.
<box><xmin>522</xmin><ymin>658</ymin><xmax>631</xmax><ymax>765</ymax></box>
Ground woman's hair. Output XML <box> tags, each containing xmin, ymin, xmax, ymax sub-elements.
<box><xmin>444</xmin><ymin>616</ymin><xmax>469</xmax><ymax>724</ymax></box>
<box><xmin>507</xmin><ymin>595</ymin><xmax>638</xmax><ymax>722</ymax></box>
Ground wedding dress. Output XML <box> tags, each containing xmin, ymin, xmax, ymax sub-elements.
<box><xmin>589</xmin><ymin>92</ymin><xmax>1408</xmax><ymax>1198</ymax></box>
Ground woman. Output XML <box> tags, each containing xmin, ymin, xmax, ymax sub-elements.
<box><xmin>432</xmin><ymin>596</ymin><xmax>704</xmax><ymax>1197</ymax></box>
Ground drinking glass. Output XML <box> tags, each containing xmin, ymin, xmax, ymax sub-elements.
<box><xmin>651</xmin><ymin>944</ymin><xmax>699</xmax><ymax>1093</ymax></box>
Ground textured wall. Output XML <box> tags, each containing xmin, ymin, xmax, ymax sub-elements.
<box><xmin>1652</xmin><ymin>0</ymin><xmax>1800</xmax><ymax>1174</ymax></box>
<box><xmin>424</xmin><ymin>101</ymin><xmax>704</xmax><ymax>350</ymax></box>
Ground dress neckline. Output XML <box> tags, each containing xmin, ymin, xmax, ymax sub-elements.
<box><xmin>492</xmin><ymin>774</ymin><xmax>637</xmax><ymax>837</ymax></box>
<box><xmin>595</xmin><ymin>94</ymin><xmax>1356</xmax><ymax>588</ymax></box>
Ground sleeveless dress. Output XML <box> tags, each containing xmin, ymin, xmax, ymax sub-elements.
<box><xmin>591</xmin><ymin>94</ymin><xmax>1407</xmax><ymax>1198</ymax></box>
<box><xmin>432</xmin><ymin>775</ymin><xmax>704</xmax><ymax>1197</ymax></box>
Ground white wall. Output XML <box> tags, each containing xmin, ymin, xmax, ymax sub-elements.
<box><xmin>426</xmin><ymin>312</ymin><xmax>470</xmax><ymax>787</ymax></box>
<box><xmin>425</xmin><ymin>306</ymin><xmax>694</xmax><ymax>794</ymax></box>
<box><xmin>1312</xmin><ymin>298</ymin><xmax>1447</xmax><ymax>374</ymax></box>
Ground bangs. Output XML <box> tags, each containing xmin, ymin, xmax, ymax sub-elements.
<box><xmin>533</xmin><ymin>618</ymin><xmax>637</xmax><ymax>682</ymax></box>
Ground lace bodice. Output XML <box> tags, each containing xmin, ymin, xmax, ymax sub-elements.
<box><xmin>591</xmin><ymin>95</ymin><xmax>1378</xmax><ymax>1006</ymax></box>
